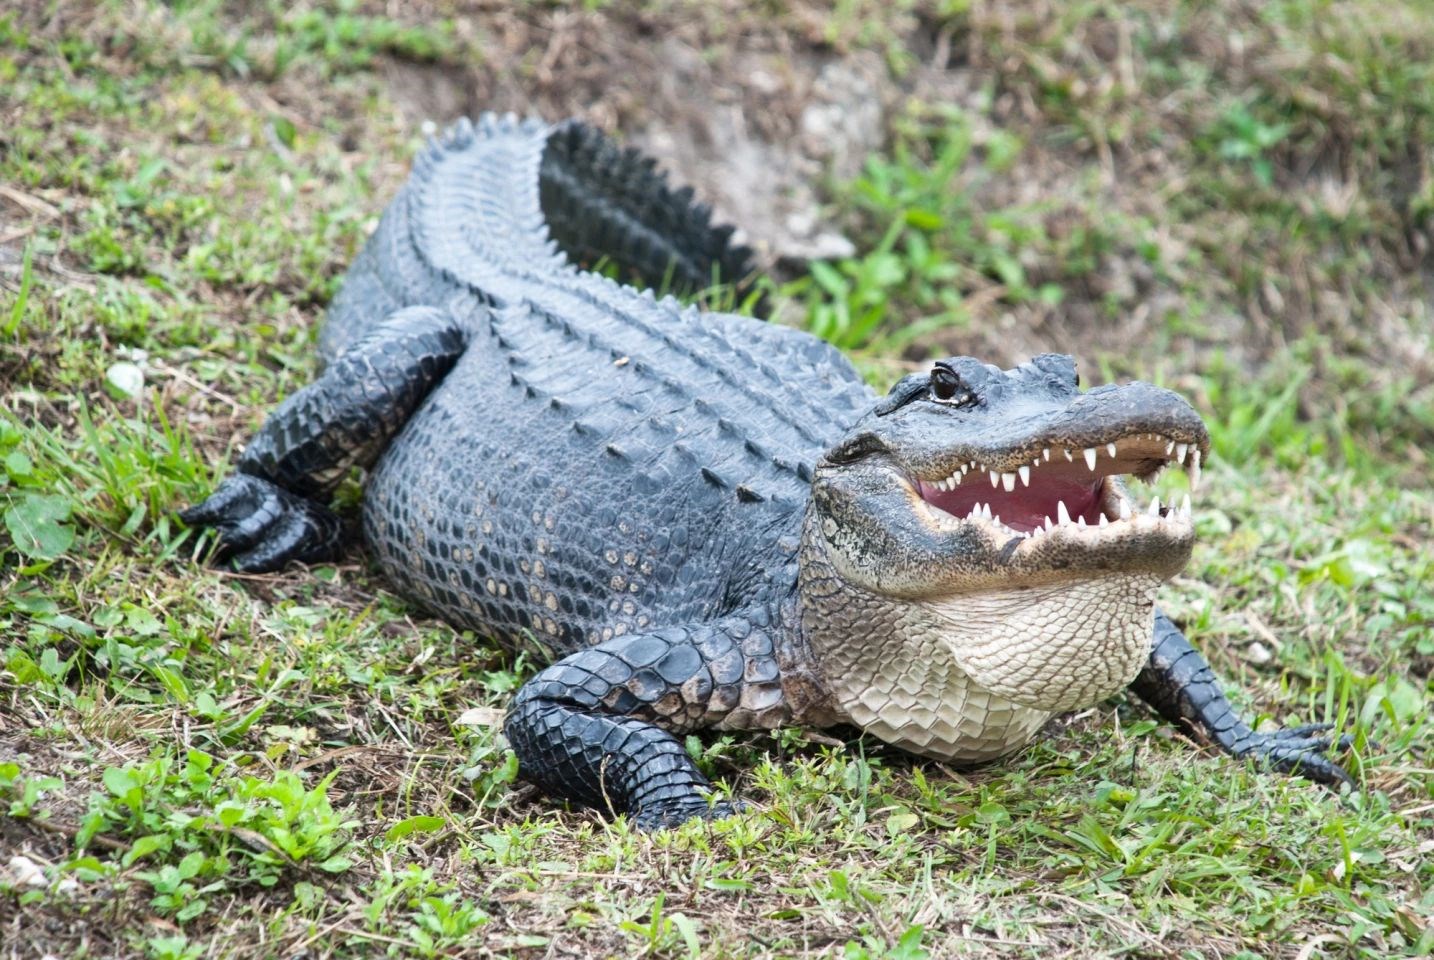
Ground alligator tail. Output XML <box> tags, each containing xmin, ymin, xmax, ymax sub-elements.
<box><xmin>537</xmin><ymin>121</ymin><xmax>760</xmax><ymax>306</ymax></box>
<box><xmin>323</xmin><ymin>113</ymin><xmax>761</xmax><ymax>363</ymax></box>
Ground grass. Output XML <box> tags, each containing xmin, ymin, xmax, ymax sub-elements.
<box><xmin>1</xmin><ymin>1</ymin><xmax>1431</xmax><ymax>957</ymax></box>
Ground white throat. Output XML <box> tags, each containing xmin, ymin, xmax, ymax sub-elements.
<box><xmin>815</xmin><ymin>575</ymin><xmax>1160</xmax><ymax>762</ymax></box>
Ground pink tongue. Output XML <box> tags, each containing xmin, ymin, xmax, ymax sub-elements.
<box><xmin>917</xmin><ymin>477</ymin><xmax>1103</xmax><ymax>534</ymax></box>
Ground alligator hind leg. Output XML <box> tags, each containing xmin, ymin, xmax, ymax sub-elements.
<box><xmin>182</xmin><ymin>305</ymin><xmax>468</xmax><ymax>573</ymax></box>
<box><xmin>1129</xmin><ymin>611</ymin><xmax>1356</xmax><ymax>786</ymax></box>
<box><xmin>504</xmin><ymin>613</ymin><xmax>789</xmax><ymax>829</ymax></box>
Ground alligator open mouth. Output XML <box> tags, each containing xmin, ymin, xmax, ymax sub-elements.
<box><xmin>913</xmin><ymin>431</ymin><xmax>1203</xmax><ymax>540</ymax></box>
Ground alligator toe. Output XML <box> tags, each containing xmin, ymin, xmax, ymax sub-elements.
<box><xmin>1239</xmin><ymin>729</ymin><xmax>1355</xmax><ymax>788</ymax></box>
<box><xmin>1271</xmin><ymin>722</ymin><xmax>1360</xmax><ymax>752</ymax></box>
<box><xmin>631</xmin><ymin>796</ymin><xmax>744</xmax><ymax>832</ymax></box>
<box><xmin>181</xmin><ymin>474</ymin><xmax>344</xmax><ymax>573</ymax></box>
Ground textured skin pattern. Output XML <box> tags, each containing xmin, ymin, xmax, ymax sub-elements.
<box><xmin>537</xmin><ymin>122</ymin><xmax>760</xmax><ymax>308</ymax></box>
<box><xmin>322</xmin><ymin>114</ymin><xmax>870</xmax><ymax>663</ymax></box>
<box><xmin>799</xmin><ymin>531</ymin><xmax>1049</xmax><ymax>761</ymax></box>
<box><xmin>181</xmin><ymin>306</ymin><xmax>466</xmax><ymax>572</ymax></box>
<box><xmin>798</xmin><ymin>522</ymin><xmax>1157</xmax><ymax>761</ymax></box>
<box><xmin>921</xmin><ymin>575</ymin><xmax>1162</xmax><ymax>712</ymax></box>
<box><xmin>181</xmin><ymin>114</ymin><xmax>1356</xmax><ymax>826</ymax></box>
<box><xmin>239</xmin><ymin>306</ymin><xmax>466</xmax><ymax>498</ymax></box>
<box><xmin>504</xmin><ymin>610</ymin><xmax>792</xmax><ymax>827</ymax></box>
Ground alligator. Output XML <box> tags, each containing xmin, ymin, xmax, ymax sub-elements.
<box><xmin>181</xmin><ymin>114</ymin><xmax>1355</xmax><ymax>829</ymax></box>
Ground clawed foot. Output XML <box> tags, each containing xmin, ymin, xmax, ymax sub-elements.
<box><xmin>1231</xmin><ymin>722</ymin><xmax>1359</xmax><ymax>787</ymax></box>
<box><xmin>631</xmin><ymin>796</ymin><xmax>746</xmax><ymax>831</ymax></box>
<box><xmin>180</xmin><ymin>474</ymin><xmax>344</xmax><ymax>573</ymax></box>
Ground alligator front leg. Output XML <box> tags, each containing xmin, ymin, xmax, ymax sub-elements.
<box><xmin>181</xmin><ymin>305</ymin><xmax>468</xmax><ymax>572</ymax></box>
<box><xmin>1129</xmin><ymin>611</ymin><xmax>1355</xmax><ymax>786</ymax></box>
<box><xmin>504</xmin><ymin>614</ymin><xmax>788</xmax><ymax>829</ymax></box>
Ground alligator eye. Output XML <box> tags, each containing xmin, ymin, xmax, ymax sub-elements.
<box><xmin>931</xmin><ymin>366</ymin><xmax>961</xmax><ymax>400</ymax></box>
<box><xmin>930</xmin><ymin>366</ymin><xmax>975</xmax><ymax>406</ymax></box>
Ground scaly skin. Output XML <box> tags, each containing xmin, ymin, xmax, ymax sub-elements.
<box><xmin>182</xmin><ymin>114</ymin><xmax>1357</xmax><ymax>828</ymax></box>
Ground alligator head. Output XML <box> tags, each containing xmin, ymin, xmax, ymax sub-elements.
<box><xmin>799</xmin><ymin>354</ymin><xmax>1211</xmax><ymax>760</ymax></box>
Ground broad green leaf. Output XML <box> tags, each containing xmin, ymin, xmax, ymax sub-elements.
<box><xmin>891</xmin><ymin>925</ymin><xmax>929</xmax><ymax>960</ymax></box>
<box><xmin>385</xmin><ymin>814</ymin><xmax>446</xmax><ymax>842</ymax></box>
<box><xmin>271</xmin><ymin>115</ymin><xmax>297</xmax><ymax>148</ymax></box>
<box><xmin>3</xmin><ymin>451</ymin><xmax>32</xmax><ymax>478</ymax></box>
<box><xmin>4</xmin><ymin>493</ymin><xmax>75</xmax><ymax>559</ymax></box>
<box><xmin>176</xmin><ymin>851</ymin><xmax>205</xmax><ymax>880</ymax></box>
<box><xmin>123</xmin><ymin>834</ymin><xmax>171</xmax><ymax>867</ymax></box>
<box><xmin>103</xmin><ymin>766</ymin><xmax>138</xmax><ymax>799</ymax></box>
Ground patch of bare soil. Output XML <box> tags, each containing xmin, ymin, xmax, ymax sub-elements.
<box><xmin>376</xmin><ymin>2</ymin><xmax>900</xmax><ymax>266</ymax></box>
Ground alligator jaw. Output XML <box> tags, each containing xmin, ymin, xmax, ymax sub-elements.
<box><xmin>909</xmin><ymin>430</ymin><xmax>1202</xmax><ymax>544</ymax></box>
<box><xmin>808</xmin><ymin>361</ymin><xmax>1212</xmax><ymax>597</ymax></box>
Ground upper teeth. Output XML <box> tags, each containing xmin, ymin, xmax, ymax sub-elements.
<box><xmin>927</xmin><ymin>435</ymin><xmax>1203</xmax><ymax>492</ymax></box>
<box><xmin>922</xmin><ymin>433</ymin><xmax>1205</xmax><ymax>535</ymax></box>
